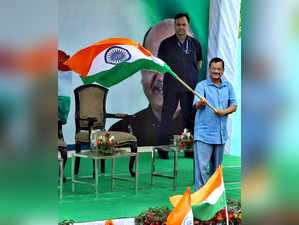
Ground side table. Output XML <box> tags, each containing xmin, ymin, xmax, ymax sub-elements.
<box><xmin>151</xmin><ymin>145</ymin><xmax>194</xmax><ymax>190</ymax></box>
<box><xmin>71</xmin><ymin>150</ymin><xmax>139</xmax><ymax>197</ymax></box>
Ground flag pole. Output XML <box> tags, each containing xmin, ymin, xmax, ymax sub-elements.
<box><xmin>222</xmin><ymin>165</ymin><xmax>229</xmax><ymax>225</ymax></box>
<box><xmin>168</xmin><ymin>69</ymin><xmax>216</xmax><ymax>112</ymax></box>
<box><xmin>225</xmin><ymin>205</ymin><xmax>229</xmax><ymax>225</ymax></box>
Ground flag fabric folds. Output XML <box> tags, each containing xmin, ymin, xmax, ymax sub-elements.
<box><xmin>64</xmin><ymin>38</ymin><xmax>177</xmax><ymax>87</ymax></box>
<box><xmin>166</xmin><ymin>187</ymin><xmax>193</xmax><ymax>225</ymax></box>
<box><xmin>170</xmin><ymin>166</ymin><xmax>226</xmax><ymax>221</ymax></box>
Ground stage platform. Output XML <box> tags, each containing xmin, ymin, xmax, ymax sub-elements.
<box><xmin>58</xmin><ymin>150</ymin><xmax>241</xmax><ymax>223</ymax></box>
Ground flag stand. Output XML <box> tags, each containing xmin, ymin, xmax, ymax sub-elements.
<box><xmin>169</xmin><ymin>70</ymin><xmax>216</xmax><ymax>112</ymax></box>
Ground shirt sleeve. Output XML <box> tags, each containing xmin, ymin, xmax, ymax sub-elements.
<box><xmin>195</xmin><ymin>39</ymin><xmax>202</xmax><ymax>61</ymax></box>
<box><xmin>228</xmin><ymin>83</ymin><xmax>237</xmax><ymax>106</ymax></box>
<box><xmin>193</xmin><ymin>82</ymin><xmax>205</xmax><ymax>107</ymax></box>
<box><xmin>158</xmin><ymin>40</ymin><xmax>167</xmax><ymax>61</ymax></box>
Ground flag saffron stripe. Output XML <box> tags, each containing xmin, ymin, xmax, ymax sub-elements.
<box><xmin>87</xmin><ymin>44</ymin><xmax>154</xmax><ymax>76</ymax></box>
<box><xmin>200</xmin><ymin>180</ymin><xmax>224</xmax><ymax>204</ymax></box>
<box><xmin>170</xmin><ymin>166</ymin><xmax>224</xmax><ymax>207</ymax></box>
<box><xmin>65</xmin><ymin>44</ymin><xmax>115</xmax><ymax>77</ymax></box>
<box><xmin>65</xmin><ymin>38</ymin><xmax>149</xmax><ymax>78</ymax></box>
<box><xmin>92</xmin><ymin>37</ymin><xmax>138</xmax><ymax>47</ymax></box>
<box><xmin>191</xmin><ymin>166</ymin><xmax>223</xmax><ymax>203</ymax></box>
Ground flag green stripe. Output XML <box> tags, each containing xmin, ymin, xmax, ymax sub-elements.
<box><xmin>192</xmin><ymin>191</ymin><xmax>227</xmax><ymax>221</ymax></box>
<box><xmin>81</xmin><ymin>58</ymin><xmax>176</xmax><ymax>87</ymax></box>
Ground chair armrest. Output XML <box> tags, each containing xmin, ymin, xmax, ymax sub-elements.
<box><xmin>106</xmin><ymin>113</ymin><xmax>136</xmax><ymax>120</ymax></box>
<box><xmin>79</xmin><ymin>117</ymin><xmax>97</xmax><ymax>122</ymax></box>
<box><xmin>106</xmin><ymin>113</ymin><xmax>129</xmax><ymax>119</ymax></box>
<box><xmin>58</xmin><ymin>119</ymin><xmax>66</xmax><ymax>125</ymax></box>
<box><xmin>107</xmin><ymin>113</ymin><xmax>136</xmax><ymax>134</ymax></box>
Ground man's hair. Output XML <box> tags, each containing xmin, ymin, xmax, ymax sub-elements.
<box><xmin>209</xmin><ymin>57</ymin><xmax>225</xmax><ymax>70</ymax></box>
<box><xmin>174</xmin><ymin>13</ymin><xmax>190</xmax><ymax>23</ymax></box>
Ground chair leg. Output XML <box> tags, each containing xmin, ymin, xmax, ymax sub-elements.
<box><xmin>74</xmin><ymin>143</ymin><xmax>81</xmax><ymax>175</ymax></box>
<box><xmin>129</xmin><ymin>142</ymin><xmax>137</xmax><ymax>177</ymax></box>
<box><xmin>58</xmin><ymin>147</ymin><xmax>67</xmax><ymax>181</ymax></box>
<box><xmin>58</xmin><ymin>147</ymin><xmax>68</xmax><ymax>169</ymax></box>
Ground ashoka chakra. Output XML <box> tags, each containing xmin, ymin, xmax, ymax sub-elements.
<box><xmin>104</xmin><ymin>46</ymin><xmax>131</xmax><ymax>65</ymax></box>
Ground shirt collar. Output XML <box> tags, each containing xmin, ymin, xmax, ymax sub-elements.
<box><xmin>207</xmin><ymin>76</ymin><xmax>227</xmax><ymax>88</ymax></box>
<box><xmin>174</xmin><ymin>34</ymin><xmax>189</xmax><ymax>40</ymax></box>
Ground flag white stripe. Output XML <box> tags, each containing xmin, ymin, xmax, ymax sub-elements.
<box><xmin>182</xmin><ymin>210</ymin><xmax>194</xmax><ymax>225</ymax></box>
<box><xmin>201</xmin><ymin>179</ymin><xmax>225</xmax><ymax>204</ymax></box>
<box><xmin>151</xmin><ymin>56</ymin><xmax>165</xmax><ymax>66</ymax></box>
<box><xmin>87</xmin><ymin>44</ymin><xmax>164</xmax><ymax>76</ymax></box>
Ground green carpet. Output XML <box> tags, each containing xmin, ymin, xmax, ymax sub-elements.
<box><xmin>58</xmin><ymin>152</ymin><xmax>241</xmax><ymax>223</ymax></box>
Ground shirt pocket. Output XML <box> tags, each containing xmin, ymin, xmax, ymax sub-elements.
<box><xmin>220</xmin><ymin>88</ymin><xmax>229</xmax><ymax>108</ymax></box>
<box><xmin>185</xmin><ymin>46</ymin><xmax>197</xmax><ymax>63</ymax></box>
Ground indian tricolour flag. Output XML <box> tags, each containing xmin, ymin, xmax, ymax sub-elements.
<box><xmin>64</xmin><ymin>37</ymin><xmax>177</xmax><ymax>87</ymax></box>
<box><xmin>167</xmin><ymin>187</ymin><xmax>193</xmax><ymax>225</ymax></box>
<box><xmin>170</xmin><ymin>166</ymin><xmax>227</xmax><ymax>221</ymax></box>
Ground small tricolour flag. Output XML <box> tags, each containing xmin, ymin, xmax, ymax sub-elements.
<box><xmin>64</xmin><ymin>37</ymin><xmax>177</xmax><ymax>87</ymax></box>
<box><xmin>58</xmin><ymin>50</ymin><xmax>72</xmax><ymax>121</ymax></box>
<box><xmin>166</xmin><ymin>187</ymin><xmax>193</xmax><ymax>225</ymax></box>
<box><xmin>170</xmin><ymin>166</ymin><xmax>226</xmax><ymax>221</ymax></box>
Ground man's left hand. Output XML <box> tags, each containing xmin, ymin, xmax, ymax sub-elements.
<box><xmin>214</xmin><ymin>109</ymin><xmax>226</xmax><ymax>117</ymax></box>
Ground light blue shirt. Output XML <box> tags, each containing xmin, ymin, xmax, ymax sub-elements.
<box><xmin>193</xmin><ymin>77</ymin><xmax>237</xmax><ymax>144</ymax></box>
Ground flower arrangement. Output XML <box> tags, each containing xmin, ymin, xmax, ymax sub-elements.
<box><xmin>58</xmin><ymin>219</ymin><xmax>75</xmax><ymax>225</ymax></box>
<box><xmin>105</xmin><ymin>220</ymin><xmax>114</xmax><ymax>225</ymax></box>
<box><xmin>59</xmin><ymin>200</ymin><xmax>241</xmax><ymax>225</ymax></box>
<box><xmin>193</xmin><ymin>199</ymin><xmax>241</xmax><ymax>225</ymax></box>
<box><xmin>135</xmin><ymin>200</ymin><xmax>241</xmax><ymax>225</ymax></box>
<box><xmin>194</xmin><ymin>208</ymin><xmax>242</xmax><ymax>225</ymax></box>
<box><xmin>96</xmin><ymin>132</ymin><xmax>118</xmax><ymax>153</ymax></box>
<box><xmin>174</xmin><ymin>128</ymin><xmax>194</xmax><ymax>149</ymax></box>
<box><xmin>135</xmin><ymin>206</ymin><xmax>171</xmax><ymax>225</ymax></box>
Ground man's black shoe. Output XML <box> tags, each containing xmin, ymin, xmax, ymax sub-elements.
<box><xmin>129</xmin><ymin>168</ymin><xmax>136</xmax><ymax>177</ymax></box>
<box><xmin>184</xmin><ymin>152</ymin><xmax>194</xmax><ymax>158</ymax></box>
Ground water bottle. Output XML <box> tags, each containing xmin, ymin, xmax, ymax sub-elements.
<box><xmin>90</xmin><ymin>130</ymin><xmax>97</xmax><ymax>150</ymax></box>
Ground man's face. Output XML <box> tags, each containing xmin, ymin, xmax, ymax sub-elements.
<box><xmin>141</xmin><ymin>70</ymin><xmax>164</xmax><ymax>109</ymax></box>
<box><xmin>175</xmin><ymin>17</ymin><xmax>189</xmax><ymax>37</ymax></box>
<box><xmin>208</xmin><ymin>61</ymin><xmax>224</xmax><ymax>80</ymax></box>
<box><xmin>141</xmin><ymin>24</ymin><xmax>175</xmax><ymax>109</ymax></box>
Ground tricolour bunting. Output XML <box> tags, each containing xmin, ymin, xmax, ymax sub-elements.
<box><xmin>58</xmin><ymin>50</ymin><xmax>72</xmax><ymax>121</ymax></box>
<box><xmin>170</xmin><ymin>166</ymin><xmax>226</xmax><ymax>221</ymax></box>
<box><xmin>64</xmin><ymin>38</ymin><xmax>177</xmax><ymax>87</ymax></box>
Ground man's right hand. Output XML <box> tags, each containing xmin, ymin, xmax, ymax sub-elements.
<box><xmin>195</xmin><ymin>97</ymin><xmax>207</xmax><ymax>109</ymax></box>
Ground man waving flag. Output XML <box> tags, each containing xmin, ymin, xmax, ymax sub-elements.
<box><xmin>64</xmin><ymin>37</ymin><xmax>216</xmax><ymax>111</ymax></box>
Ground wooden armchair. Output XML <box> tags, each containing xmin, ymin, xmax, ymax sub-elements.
<box><xmin>74</xmin><ymin>84</ymin><xmax>138</xmax><ymax>177</ymax></box>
